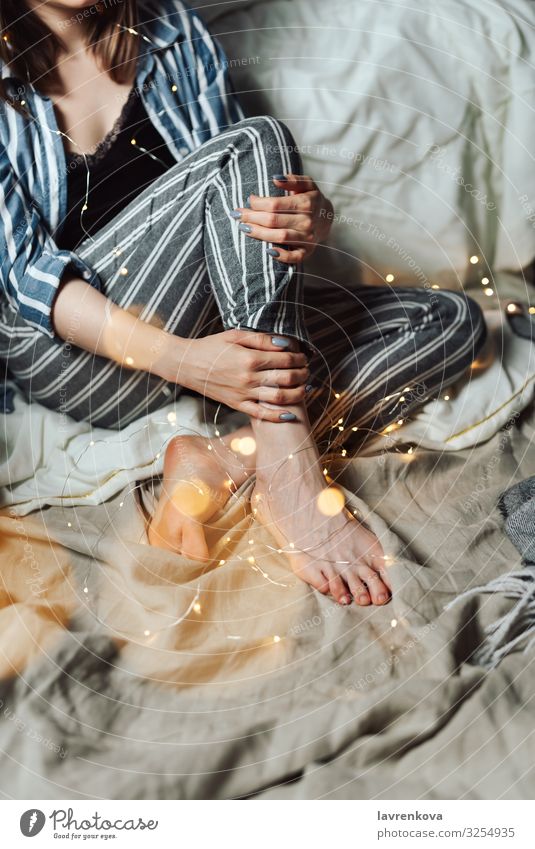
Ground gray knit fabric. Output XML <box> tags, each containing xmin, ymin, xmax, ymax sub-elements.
<box><xmin>446</xmin><ymin>475</ymin><xmax>535</xmax><ymax>668</ymax></box>
<box><xmin>498</xmin><ymin>476</ymin><xmax>535</xmax><ymax>564</ymax></box>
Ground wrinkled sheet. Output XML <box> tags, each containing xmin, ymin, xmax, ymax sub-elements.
<box><xmin>1</xmin><ymin>309</ymin><xmax>534</xmax><ymax>513</ymax></box>
<box><xmin>1</xmin><ymin>398</ymin><xmax>534</xmax><ymax>799</ymax></box>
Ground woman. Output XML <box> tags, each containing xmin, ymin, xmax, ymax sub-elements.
<box><xmin>0</xmin><ymin>0</ymin><xmax>486</xmax><ymax>606</ymax></box>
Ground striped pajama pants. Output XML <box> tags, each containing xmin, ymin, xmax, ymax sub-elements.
<box><xmin>0</xmin><ymin>116</ymin><xmax>486</xmax><ymax>439</ymax></box>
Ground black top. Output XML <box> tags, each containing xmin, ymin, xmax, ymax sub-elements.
<box><xmin>58</xmin><ymin>88</ymin><xmax>176</xmax><ymax>251</ymax></box>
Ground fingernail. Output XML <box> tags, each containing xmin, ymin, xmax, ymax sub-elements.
<box><xmin>279</xmin><ymin>412</ymin><xmax>297</xmax><ymax>421</ymax></box>
<box><xmin>267</xmin><ymin>248</ymin><xmax>280</xmax><ymax>257</ymax></box>
<box><xmin>273</xmin><ymin>174</ymin><xmax>288</xmax><ymax>182</ymax></box>
<box><xmin>229</xmin><ymin>210</ymin><xmax>241</xmax><ymax>219</ymax></box>
<box><xmin>239</xmin><ymin>223</ymin><xmax>252</xmax><ymax>234</ymax></box>
<box><xmin>305</xmin><ymin>384</ymin><xmax>314</xmax><ymax>392</ymax></box>
<box><xmin>271</xmin><ymin>336</ymin><xmax>290</xmax><ymax>347</ymax></box>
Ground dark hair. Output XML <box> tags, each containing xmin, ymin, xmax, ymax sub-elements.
<box><xmin>0</xmin><ymin>1</ymin><xmax>139</xmax><ymax>105</ymax></box>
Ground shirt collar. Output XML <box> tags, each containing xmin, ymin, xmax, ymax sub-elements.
<box><xmin>137</xmin><ymin>1</ymin><xmax>186</xmax><ymax>51</ymax></box>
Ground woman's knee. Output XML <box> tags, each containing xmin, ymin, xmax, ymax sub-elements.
<box><xmin>235</xmin><ymin>115</ymin><xmax>302</xmax><ymax>173</ymax></box>
<box><xmin>437</xmin><ymin>289</ymin><xmax>487</xmax><ymax>354</ymax></box>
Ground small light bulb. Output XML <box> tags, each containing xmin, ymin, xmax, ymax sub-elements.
<box><xmin>484</xmin><ymin>287</ymin><xmax>494</xmax><ymax>297</ymax></box>
<box><xmin>125</xmin><ymin>356</ymin><xmax>134</xmax><ymax>366</ymax></box>
<box><xmin>219</xmin><ymin>559</ymin><xmax>226</xmax><ymax>565</ymax></box>
<box><xmin>385</xmin><ymin>273</ymin><xmax>395</xmax><ymax>283</ymax></box>
<box><xmin>193</xmin><ymin>603</ymin><xmax>202</xmax><ymax>613</ymax></box>
<box><xmin>83</xmin><ymin>587</ymin><xmax>88</xmax><ymax>594</ymax></box>
<box><xmin>391</xmin><ymin>619</ymin><xmax>398</xmax><ymax>627</ymax></box>
<box><xmin>529</xmin><ymin>307</ymin><xmax>535</xmax><ymax>315</ymax></box>
<box><xmin>131</xmin><ymin>138</ymin><xmax>137</xmax><ymax>146</ymax></box>
<box><xmin>120</xmin><ymin>267</ymin><xmax>128</xmax><ymax>276</ymax></box>
<box><xmin>144</xmin><ymin>629</ymin><xmax>151</xmax><ymax>636</ymax></box>
<box><xmin>444</xmin><ymin>394</ymin><xmax>450</xmax><ymax>401</ymax></box>
<box><xmin>469</xmin><ymin>255</ymin><xmax>479</xmax><ymax>264</ymax></box>
<box><xmin>335</xmin><ymin>392</ymin><xmax>341</xmax><ymax>399</ymax></box>
<box><xmin>431</xmin><ymin>284</ymin><xmax>440</xmax><ymax>289</ymax></box>
<box><xmin>171</xmin><ymin>84</ymin><xmax>178</xmax><ymax>92</ymax></box>
<box><xmin>481</xmin><ymin>277</ymin><xmax>489</xmax><ymax>285</ymax></box>
<box><xmin>273</xmin><ymin>635</ymin><xmax>281</xmax><ymax>643</ymax></box>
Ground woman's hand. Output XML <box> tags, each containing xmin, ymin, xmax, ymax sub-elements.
<box><xmin>167</xmin><ymin>330</ymin><xmax>310</xmax><ymax>422</ymax></box>
<box><xmin>231</xmin><ymin>175</ymin><xmax>334</xmax><ymax>264</ymax></box>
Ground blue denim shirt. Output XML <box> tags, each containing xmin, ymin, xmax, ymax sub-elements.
<box><xmin>0</xmin><ymin>0</ymin><xmax>243</xmax><ymax>367</ymax></box>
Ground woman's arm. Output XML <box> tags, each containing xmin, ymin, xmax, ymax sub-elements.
<box><xmin>53</xmin><ymin>277</ymin><xmax>310</xmax><ymax>423</ymax></box>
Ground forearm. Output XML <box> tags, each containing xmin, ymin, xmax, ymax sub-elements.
<box><xmin>52</xmin><ymin>276</ymin><xmax>184</xmax><ymax>380</ymax></box>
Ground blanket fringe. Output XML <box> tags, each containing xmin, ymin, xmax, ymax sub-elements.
<box><xmin>444</xmin><ymin>570</ymin><xmax>535</xmax><ymax>668</ymax></box>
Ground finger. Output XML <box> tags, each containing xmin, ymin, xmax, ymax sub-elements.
<box><xmin>240</xmin><ymin>400</ymin><xmax>299</xmax><ymax>423</ymax></box>
<box><xmin>227</xmin><ymin>329</ymin><xmax>306</xmax><ymax>359</ymax></box>
<box><xmin>238</xmin><ymin>223</ymin><xmax>308</xmax><ymax>245</ymax></box>
<box><xmin>257</xmin><ymin>367</ymin><xmax>310</xmax><ymax>387</ymax></box>
<box><xmin>246</xmin><ymin>193</ymin><xmax>318</xmax><ymax>213</ymax></box>
<box><xmin>235</xmin><ymin>210</ymin><xmax>311</xmax><ymax>230</ymax></box>
<box><xmin>268</xmin><ymin>246</ymin><xmax>311</xmax><ymax>264</ymax></box>
<box><xmin>256</xmin><ymin>385</ymin><xmax>307</xmax><ymax>405</ymax></box>
<box><xmin>272</xmin><ymin>174</ymin><xmax>317</xmax><ymax>193</ymax></box>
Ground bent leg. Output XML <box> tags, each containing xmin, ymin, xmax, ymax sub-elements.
<box><xmin>1</xmin><ymin>117</ymin><xmax>307</xmax><ymax>428</ymax></box>
<box><xmin>302</xmin><ymin>284</ymin><xmax>487</xmax><ymax>445</ymax></box>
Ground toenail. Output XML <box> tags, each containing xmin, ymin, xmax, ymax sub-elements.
<box><xmin>378</xmin><ymin>593</ymin><xmax>388</xmax><ymax>603</ymax></box>
<box><xmin>340</xmin><ymin>595</ymin><xmax>351</xmax><ymax>605</ymax></box>
<box><xmin>358</xmin><ymin>594</ymin><xmax>369</xmax><ymax>604</ymax></box>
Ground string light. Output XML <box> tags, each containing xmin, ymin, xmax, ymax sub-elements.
<box><xmin>469</xmin><ymin>255</ymin><xmax>479</xmax><ymax>264</ymax></box>
<box><xmin>385</xmin><ymin>273</ymin><xmax>395</xmax><ymax>283</ymax></box>
<box><xmin>481</xmin><ymin>277</ymin><xmax>489</xmax><ymax>285</ymax></box>
<box><xmin>484</xmin><ymin>287</ymin><xmax>494</xmax><ymax>297</ymax></box>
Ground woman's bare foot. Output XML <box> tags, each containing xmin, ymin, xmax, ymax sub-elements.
<box><xmin>148</xmin><ymin>428</ymin><xmax>255</xmax><ymax>559</ymax></box>
<box><xmin>252</xmin><ymin>462</ymin><xmax>391</xmax><ymax>606</ymax></box>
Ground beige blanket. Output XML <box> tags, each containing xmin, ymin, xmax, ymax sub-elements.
<box><xmin>1</xmin><ymin>398</ymin><xmax>534</xmax><ymax>799</ymax></box>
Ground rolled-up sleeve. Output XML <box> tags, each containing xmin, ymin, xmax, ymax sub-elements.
<box><xmin>0</xmin><ymin>143</ymin><xmax>101</xmax><ymax>338</ymax></box>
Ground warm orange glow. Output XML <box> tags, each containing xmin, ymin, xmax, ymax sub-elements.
<box><xmin>317</xmin><ymin>487</ymin><xmax>345</xmax><ymax>517</ymax></box>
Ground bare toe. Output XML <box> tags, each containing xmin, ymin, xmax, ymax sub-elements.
<box><xmin>346</xmin><ymin>573</ymin><xmax>371</xmax><ymax>606</ymax></box>
<box><xmin>326</xmin><ymin>572</ymin><xmax>352</xmax><ymax>605</ymax></box>
<box><xmin>358</xmin><ymin>565</ymin><xmax>390</xmax><ymax>605</ymax></box>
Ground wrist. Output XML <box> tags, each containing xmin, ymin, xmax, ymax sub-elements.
<box><xmin>153</xmin><ymin>333</ymin><xmax>191</xmax><ymax>386</ymax></box>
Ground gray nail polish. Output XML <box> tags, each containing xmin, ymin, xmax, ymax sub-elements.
<box><xmin>239</xmin><ymin>223</ymin><xmax>252</xmax><ymax>234</ymax></box>
<box><xmin>271</xmin><ymin>336</ymin><xmax>290</xmax><ymax>347</ymax></box>
<box><xmin>229</xmin><ymin>210</ymin><xmax>241</xmax><ymax>219</ymax></box>
<box><xmin>272</xmin><ymin>174</ymin><xmax>288</xmax><ymax>182</ymax></box>
<box><xmin>305</xmin><ymin>384</ymin><xmax>314</xmax><ymax>392</ymax></box>
<box><xmin>267</xmin><ymin>248</ymin><xmax>280</xmax><ymax>257</ymax></box>
<box><xmin>279</xmin><ymin>412</ymin><xmax>297</xmax><ymax>421</ymax></box>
